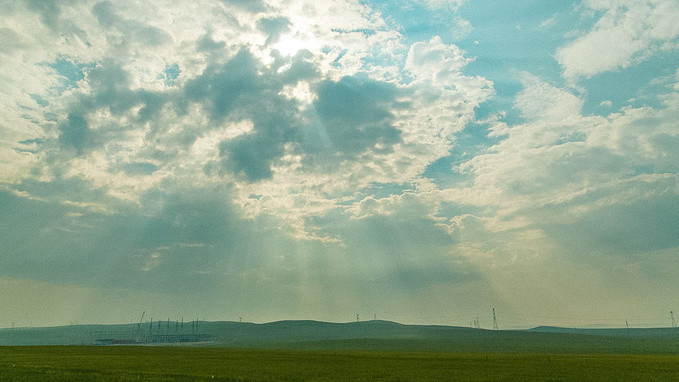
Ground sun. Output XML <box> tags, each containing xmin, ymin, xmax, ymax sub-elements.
<box><xmin>272</xmin><ymin>33</ymin><xmax>319</xmax><ymax>57</ymax></box>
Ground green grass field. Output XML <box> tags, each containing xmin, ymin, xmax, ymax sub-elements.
<box><xmin>1</xmin><ymin>346</ymin><xmax>679</xmax><ymax>381</ymax></box>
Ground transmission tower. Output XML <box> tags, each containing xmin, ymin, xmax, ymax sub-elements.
<box><xmin>671</xmin><ymin>311</ymin><xmax>677</xmax><ymax>328</ymax></box>
<box><xmin>492</xmin><ymin>308</ymin><xmax>498</xmax><ymax>330</ymax></box>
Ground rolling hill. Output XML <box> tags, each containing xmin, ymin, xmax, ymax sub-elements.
<box><xmin>1</xmin><ymin>320</ymin><xmax>678</xmax><ymax>354</ymax></box>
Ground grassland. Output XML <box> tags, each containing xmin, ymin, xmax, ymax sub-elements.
<box><xmin>1</xmin><ymin>346</ymin><xmax>679</xmax><ymax>381</ymax></box>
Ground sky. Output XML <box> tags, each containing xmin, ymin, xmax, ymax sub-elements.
<box><xmin>0</xmin><ymin>0</ymin><xmax>678</xmax><ymax>329</ymax></box>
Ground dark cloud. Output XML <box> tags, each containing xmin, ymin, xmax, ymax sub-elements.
<box><xmin>272</xmin><ymin>49</ymin><xmax>319</xmax><ymax>84</ymax></box>
<box><xmin>184</xmin><ymin>49</ymin><xmax>316</xmax><ymax>181</ymax></box>
<box><xmin>220</xmin><ymin>134</ymin><xmax>281</xmax><ymax>181</ymax></box>
<box><xmin>91</xmin><ymin>1</ymin><xmax>116</xmax><ymax>27</ymax></box>
<box><xmin>0</xmin><ymin>187</ymin><xmax>289</xmax><ymax>293</ymax></box>
<box><xmin>545</xmin><ymin>195</ymin><xmax>679</xmax><ymax>257</ymax></box>
<box><xmin>220</xmin><ymin>0</ymin><xmax>268</xmax><ymax>13</ymax></box>
<box><xmin>16</xmin><ymin>177</ymin><xmax>96</xmax><ymax>200</ymax></box>
<box><xmin>121</xmin><ymin>162</ymin><xmax>158</xmax><ymax>176</ymax></box>
<box><xmin>308</xmin><ymin>76</ymin><xmax>403</xmax><ymax>155</ymax></box>
<box><xmin>92</xmin><ymin>1</ymin><xmax>172</xmax><ymax>47</ymax></box>
<box><xmin>341</xmin><ymin>214</ymin><xmax>457</xmax><ymax>257</ymax></box>
<box><xmin>26</xmin><ymin>0</ymin><xmax>62</xmax><ymax>30</ymax></box>
<box><xmin>393</xmin><ymin>265</ymin><xmax>475</xmax><ymax>290</ymax></box>
<box><xmin>78</xmin><ymin>60</ymin><xmax>168</xmax><ymax>123</ymax></box>
<box><xmin>196</xmin><ymin>31</ymin><xmax>227</xmax><ymax>52</ymax></box>
<box><xmin>46</xmin><ymin>48</ymin><xmax>322</xmax><ymax>180</ymax></box>
<box><xmin>84</xmin><ymin>61</ymin><xmax>132</xmax><ymax>109</ymax></box>
<box><xmin>0</xmin><ymin>28</ymin><xmax>24</xmax><ymax>53</ymax></box>
<box><xmin>58</xmin><ymin>113</ymin><xmax>89</xmax><ymax>155</ymax></box>
<box><xmin>184</xmin><ymin>49</ymin><xmax>260</xmax><ymax>122</ymax></box>
<box><xmin>303</xmin><ymin>201</ymin><xmax>476</xmax><ymax>291</ymax></box>
<box><xmin>0</xmin><ymin>176</ymin><xmax>477</xmax><ymax>297</ymax></box>
<box><xmin>47</xmin><ymin>61</ymin><xmax>171</xmax><ymax>158</ymax></box>
<box><xmin>21</xmin><ymin>0</ymin><xmax>88</xmax><ymax>49</ymax></box>
<box><xmin>43</xmin><ymin>30</ymin><xmax>406</xmax><ymax>180</ymax></box>
<box><xmin>257</xmin><ymin>16</ymin><xmax>292</xmax><ymax>45</ymax></box>
<box><xmin>648</xmin><ymin>133</ymin><xmax>679</xmax><ymax>173</ymax></box>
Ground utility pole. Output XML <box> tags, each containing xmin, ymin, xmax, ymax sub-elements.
<box><xmin>626</xmin><ymin>321</ymin><xmax>629</xmax><ymax>329</ymax></box>
<box><xmin>492</xmin><ymin>308</ymin><xmax>498</xmax><ymax>330</ymax></box>
<box><xmin>357</xmin><ymin>313</ymin><xmax>359</xmax><ymax>322</ymax></box>
<box><xmin>671</xmin><ymin>311</ymin><xmax>677</xmax><ymax>328</ymax></box>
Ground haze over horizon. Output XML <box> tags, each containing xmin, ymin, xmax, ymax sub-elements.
<box><xmin>1</xmin><ymin>0</ymin><xmax>678</xmax><ymax>330</ymax></box>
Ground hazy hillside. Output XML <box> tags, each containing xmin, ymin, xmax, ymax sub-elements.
<box><xmin>529</xmin><ymin>326</ymin><xmax>679</xmax><ymax>338</ymax></box>
<box><xmin>1</xmin><ymin>320</ymin><xmax>678</xmax><ymax>354</ymax></box>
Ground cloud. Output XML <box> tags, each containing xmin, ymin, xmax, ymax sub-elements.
<box><xmin>182</xmin><ymin>48</ymin><xmax>316</xmax><ymax>181</ymax></box>
<box><xmin>7</xmin><ymin>0</ymin><xmax>678</xmax><ymax>327</ymax></box>
<box><xmin>308</xmin><ymin>76</ymin><xmax>402</xmax><ymax>155</ymax></box>
<box><xmin>220</xmin><ymin>0</ymin><xmax>268</xmax><ymax>13</ymax></box>
<box><xmin>0</xmin><ymin>0</ymin><xmax>489</xmax><ymax>252</ymax></box>
<box><xmin>92</xmin><ymin>1</ymin><xmax>172</xmax><ymax>47</ymax></box>
<box><xmin>58</xmin><ymin>113</ymin><xmax>90</xmax><ymax>155</ymax></box>
<box><xmin>0</xmin><ymin>183</ymin><xmax>292</xmax><ymax>292</ymax></box>
<box><xmin>557</xmin><ymin>0</ymin><xmax>679</xmax><ymax>78</ymax></box>
<box><xmin>513</xmin><ymin>73</ymin><xmax>583</xmax><ymax>121</ymax></box>
<box><xmin>405</xmin><ymin>36</ymin><xmax>471</xmax><ymax>86</ymax></box>
<box><xmin>415</xmin><ymin>0</ymin><xmax>466</xmax><ymax>11</ymax></box>
<box><xmin>448</xmin><ymin>74</ymin><xmax>679</xmax><ymax>263</ymax></box>
<box><xmin>0</xmin><ymin>28</ymin><xmax>25</xmax><ymax>53</ymax></box>
<box><xmin>545</xmin><ymin>194</ymin><xmax>679</xmax><ymax>256</ymax></box>
<box><xmin>25</xmin><ymin>0</ymin><xmax>66</xmax><ymax>30</ymax></box>
<box><xmin>257</xmin><ymin>16</ymin><xmax>292</xmax><ymax>45</ymax></box>
<box><xmin>183</xmin><ymin>49</ymin><xmax>262</xmax><ymax>123</ymax></box>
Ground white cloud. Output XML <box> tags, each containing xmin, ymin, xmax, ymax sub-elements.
<box><xmin>557</xmin><ymin>0</ymin><xmax>679</xmax><ymax>78</ymax></box>
<box><xmin>513</xmin><ymin>73</ymin><xmax>583</xmax><ymax>121</ymax></box>
<box><xmin>446</xmin><ymin>74</ymin><xmax>679</xmax><ymax>239</ymax></box>
<box><xmin>539</xmin><ymin>15</ymin><xmax>557</xmax><ymax>30</ymax></box>
<box><xmin>0</xmin><ymin>0</ymin><xmax>495</xmax><ymax>247</ymax></box>
<box><xmin>415</xmin><ymin>0</ymin><xmax>466</xmax><ymax>10</ymax></box>
<box><xmin>405</xmin><ymin>36</ymin><xmax>471</xmax><ymax>86</ymax></box>
<box><xmin>1</xmin><ymin>0</ymin><xmax>679</xmax><ymax>327</ymax></box>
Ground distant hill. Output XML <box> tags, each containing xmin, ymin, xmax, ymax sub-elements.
<box><xmin>529</xmin><ymin>326</ymin><xmax>679</xmax><ymax>338</ymax></box>
<box><xmin>1</xmin><ymin>320</ymin><xmax>678</xmax><ymax>354</ymax></box>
